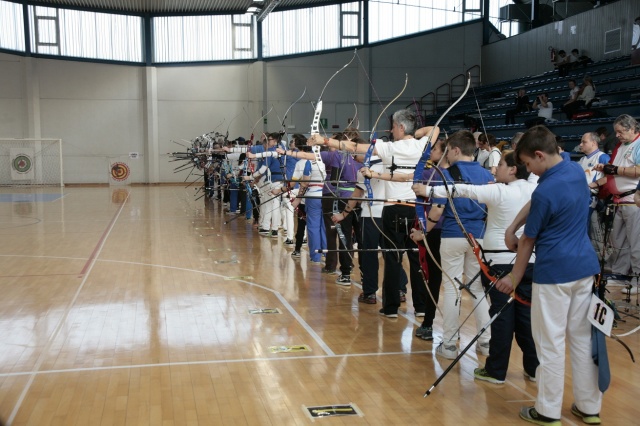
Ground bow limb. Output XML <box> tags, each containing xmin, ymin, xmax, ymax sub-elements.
<box><xmin>281</xmin><ymin>87</ymin><xmax>307</xmax><ymax>136</ymax></box>
<box><xmin>364</xmin><ymin>74</ymin><xmax>409</xmax><ymax>254</ymax></box>
<box><xmin>414</xmin><ymin>73</ymin><xmax>472</xmax><ymax>301</ymax></box>
<box><xmin>250</xmin><ymin>106</ymin><xmax>274</xmax><ymax>144</ymax></box>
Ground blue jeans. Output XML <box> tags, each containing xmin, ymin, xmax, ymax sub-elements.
<box><xmin>305</xmin><ymin>198</ymin><xmax>326</xmax><ymax>262</ymax></box>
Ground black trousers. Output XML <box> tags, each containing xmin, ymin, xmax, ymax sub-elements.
<box><xmin>481</xmin><ymin>263</ymin><xmax>539</xmax><ymax>381</ymax></box>
<box><xmin>321</xmin><ymin>197</ymin><xmax>354</xmax><ymax>274</ymax></box>
<box><xmin>294</xmin><ymin>204</ymin><xmax>307</xmax><ymax>251</ymax></box>
<box><xmin>380</xmin><ymin>205</ymin><xmax>426</xmax><ymax>315</ymax></box>
<box><xmin>359</xmin><ymin>216</ymin><xmax>383</xmax><ymax>296</ymax></box>
<box><xmin>421</xmin><ymin>228</ymin><xmax>442</xmax><ymax>328</ymax></box>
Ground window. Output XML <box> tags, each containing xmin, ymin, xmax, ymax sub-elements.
<box><xmin>28</xmin><ymin>5</ymin><xmax>142</xmax><ymax>62</ymax></box>
<box><xmin>153</xmin><ymin>14</ymin><xmax>256</xmax><ymax>63</ymax></box>
<box><xmin>262</xmin><ymin>2</ymin><xmax>361</xmax><ymax>58</ymax></box>
<box><xmin>369</xmin><ymin>0</ymin><xmax>483</xmax><ymax>44</ymax></box>
<box><xmin>0</xmin><ymin>0</ymin><xmax>25</xmax><ymax>52</ymax></box>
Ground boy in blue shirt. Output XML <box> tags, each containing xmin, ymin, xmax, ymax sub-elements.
<box><xmin>420</xmin><ymin>130</ymin><xmax>495</xmax><ymax>360</ymax></box>
<box><xmin>496</xmin><ymin>125</ymin><xmax>602</xmax><ymax>426</ymax></box>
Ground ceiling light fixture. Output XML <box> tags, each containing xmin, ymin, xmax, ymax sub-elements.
<box><xmin>256</xmin><ymin>0</ymin><xmax>281</xmax><ymax>22</ymax></box>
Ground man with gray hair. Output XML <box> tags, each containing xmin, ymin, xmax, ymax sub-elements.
<box><xmin>308</xmin><ymin>109</ymin><xmax>439</xmax><ymax>318</ymax></box>
<box><xmin>592</xmin><ymin>114</ymin><xmax>640</xmax><ymax>284</ymax></box>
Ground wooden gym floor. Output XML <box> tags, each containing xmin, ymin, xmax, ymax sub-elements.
<box><xmin>0</xmin><ymin>186</ymin><xmax>638</xmax><ymax>425</ymax></box>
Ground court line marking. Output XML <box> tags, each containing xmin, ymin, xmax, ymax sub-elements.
<box><xmin>3</xmin><ymin>258</ymin><xmax>542</xmax><ymax>414</ymax></box>
<box><xmin>6</xmin><ymin>191</ymin><xmax>131</xmax><ymax>426</ymax></box>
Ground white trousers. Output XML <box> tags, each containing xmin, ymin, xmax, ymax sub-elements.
<box><xmin>261</xmin><ymin>182</ymin><xmax>282</xmax><ymax>232</ymax></box>
<box><xmin>532</xmin><ymin>277</ymin><xmax>602</xmax><ymax>419</ymax></box>
<box><xmin>608</xmin><ymin>204</ymin><xmax>640</xmax><ymax>275</ymax></box>
<box><xmin>440</xmin><ymin>238</ymin><xmax>491</xmax><ymax>346</ymax></box>
<box><xmin>281</xmin><ymin>194</ymin><xmax>295</xmax><ymax>240</ymax></box>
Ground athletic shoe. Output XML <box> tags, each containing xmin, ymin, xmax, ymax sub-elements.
<box><xmin>523</xmin><ymin>371</ymin><xmax>537</xmax><ymax>382</ymax></box>
<box><xmin>291</xmin><ymin>250</ymin><xmax>301</xmax><ymax>258</ymax></box>
<box><xmin>473</xmin><ymin>368</ymin><xmax>505</xmax><ymax>384</ymax></box>
<box><xmin>415</xmin><ymin>312</ymin><xmax>425</xmax><ymax>318</ymax></box>
<box><xmin>270</xmin><ymin>230</ymin><xmax>278</xmax><ymax>238</ymax></box>
<box><xmin>519</xmin><ymin>407</ymin><xmax>561</xmax><ymax>426</ymax></box>
<box><xmin>477</xmin><ymin>342</ymin><xmax>490</xmax><ymax>356</ymax></box>
<box><xmin>302</xmin><ymin>239</ymin><xmax>307</xmax><ymax>246</ymax></box>
<box><xmin>435</xmin><ymin>343</ymin><xmax>458</xmax><ymax>360</ymax></box>
<box><xmin>321</xmin><ymin>268</ymin><xmax>339</xmax><ymax>275</ymax></box>
<box><xmin>309</xmin><ymin>259</ymin><xmax>323</xmax><ymax>264</ymax></box>
<box><xmin>358</xmin><ymin>293</ymin><xmax>377</xmax><ymax>304</ymax></box>
<box><xmin>570</xmin><ymin>403</ymin><xmax>601</xmax><ymax>425</ymax></box>
<box><xmin>258</xmin><ymin>228</ymin><xmax>270</xmax><ymax>235</ymax></box>
<box><xmin>378</xmin><ymin>308</ymin><xmax>398</xmax><ymax>318</ymax></box>
<box><xmin>335</xmin><ymin>275</ymin><xmax>351</xmax><ymax>286</ymax></box>
<box><xmin>399</xmin><ymin>291</ymin><xmax>407</xmax><ymax>302</ymax></box>
<box><xmin>415</xmin><ymin>325</ymin><xmax>433</xmax><ymax>339</ymax></box>
<box><xmin>284</xmin><ymin>239</ymin><xmax>295</xmax><ymax>246</ymax></box>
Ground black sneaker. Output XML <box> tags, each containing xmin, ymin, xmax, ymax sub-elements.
<box><xmin>335</xmin><ymin>275</ymin><xmax>351</xmax><ymax>286</ymax></box>
<box><xmin>291</xmin><ymin>250</ymin><xmax>301</xmax><ymax>258</ymax></box>
<box><xmin>415</xmin><ymin>325</ymin><xmax>433</xmax><ymax>340</ymax></box>
<box><xmin>302</xmin><ymin>239</ymin><xmax>307</xmax><ymax>245</ymax></box>
<box><xmin>519</xmin><ymin>407</ymin><xmax>561</xmax><ymax>426</ymax></box>
<box><xmin>570</xmin><ymin>403</ymin><xmax>600</xmax><ymax>425</ymax></box>
<box><xmin>258</xmin><ymin>228</ymin><xmax>269</xmax><ymax>235</ymax></box>
<box><xmin>271</xmin><ymin>230</ymin><xmax>278</xmax><ymax>238</ymax></box>
<box><xmin>378</xmin><ymin>308</ymin><xmax>398</xmax><ymax>318</ymax></box>
<box><xmin>284</xmin><ymin>239</ymin><xmax>295</xmax><ymax>246</ymax></box>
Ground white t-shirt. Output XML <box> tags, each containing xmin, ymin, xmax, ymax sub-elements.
<box><xmin>484</xmin><ymin>147</ymin><xmax>501</xmax><ymax>170</ymax></box>
<box><xmin>537</xmin><ymin>101</ymin><xmax>554</xmax><ymax>119</ymax></box>
<box><xmin>475</xmin><ymin>149</ymin><xmax>489</xmax><ymax>167</ymax></box>
<box><xmin>578</xmin><ymin>150</ymin><xmax>607</xmax><ymax>184</ymax></box>
<box><xmin>375</xmin><ymin>137</ymin><xmax>428</xmax><ymax>202</ymax></box>
<box><xmin>427</xmin><ymin>179</ymin><xmax>537</xmax><ymax>264</ymax></box>
<box><xmin>292</xmin><ymin>159</ymin><xmax>326</xmax><ymax>198</ymax></box>
<box><xmin>355</xmin><ymin>156</ymin><xmax>385</xmax><ymax>218</ymax></box>
<box><xmin>611</xmin><ymin>135</ymin><xmax>640</xmax><ymax>202</ymax></box>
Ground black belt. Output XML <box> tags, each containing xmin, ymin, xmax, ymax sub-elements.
<box><xmin>615</xmin><ymin>189</ymin><xmax>636</xmax><ymax>198</ymax></box>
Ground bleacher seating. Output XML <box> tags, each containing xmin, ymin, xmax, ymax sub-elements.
<box><xmin>424</xmin><ymin>55</ymin><xmax>640</xmax><ymax>153</ymax></box>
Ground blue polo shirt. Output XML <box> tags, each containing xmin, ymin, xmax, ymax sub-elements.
<box><xmin>524</xmin><ymin>160</ymin><xmax>600</xmax><ymax>284</ymax></box>
<box><xmin>432</xmin><ymin>161</ymin><xmax>494</xmax><ymax>238</ymax></box>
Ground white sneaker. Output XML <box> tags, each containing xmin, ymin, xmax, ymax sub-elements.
<box><xmin>435</xmin><ymin>343</ymin><xmax>458</xmax><ymax>360</ymax></box>
<box><xmin>523</xmin><ymin>371</ymin><xmax>537</xmax><ymax>382</ymax></box>
<box><xmin>477</xmin><ymin>342</ymin><xmax>490</xmax><ymax>356</ymax></box>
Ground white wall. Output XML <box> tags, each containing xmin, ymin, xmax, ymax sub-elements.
<box><xmin>0</xmin><ymin>21</ymin><xmax>482</xmax><ymax>184</ymax></box>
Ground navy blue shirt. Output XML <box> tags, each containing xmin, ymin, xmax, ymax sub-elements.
<box><xmin>432</xmin><ymin>161</ymin><xmax>494</xmax><ymax>238</ymax></box>
<box><xmin>524</xmin><ymin>160</ymin><xmax>600</xmax><ymax>284</ymax></box>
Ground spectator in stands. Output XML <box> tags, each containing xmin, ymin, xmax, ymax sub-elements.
<box><xmin>525</xmin><ymin>93</ymin><xmax>554</xmax><ymax>128</ymax></box>
<box><xmin>555</xmin><ymin>50</ymin><xmax>570</xmax><ymax>77</ymax></box>
<box><xmin>564</xmin><ymin>79</ymin><xmax>580</xmax><ymax>107</ymax></box>
<box><xmin>478</xmin><ymin>133</ymin><xmax>501</xmax><ymax>175</ymax></box>
<box><xmin>632</xmin><ymin>17</ymin><xmax>640</xmax><ymax>65</ymax></box>
<box><xmin>595</xmin><ymin>126</ymin><xmax>618</xmax><ymax>154</ymax></box>
<box><xmin>561</xmin><ymin>75</ymin><xmax>595</xmax><ymax>119</ymax></box>
<box><xmin>505</xmin><ymin>88</ymin><xmax>531</xmax><ymax>125</ymax></box>
<box><xmin>591</xmin><ymin>114</ymin><xmax>640</xmax><ymax>280</ymax></box>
